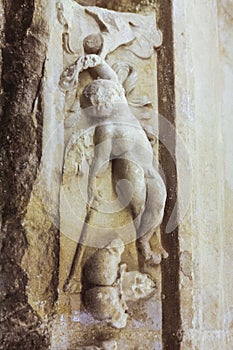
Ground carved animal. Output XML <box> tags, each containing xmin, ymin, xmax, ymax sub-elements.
<box><xmin>118</xmin><ymin>264</ymin><xmax>156</xmax><ymax>302</ymax></box>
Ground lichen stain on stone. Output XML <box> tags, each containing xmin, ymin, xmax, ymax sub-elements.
<box><xmin>180</xmin><ymin>250</ymin><xmax>192</xmax><ymax>280</ymax></box>
<box><xmin>22</xmin><ymin>184</ymin><xmax>59</xmax><ymax>317</ymax></box>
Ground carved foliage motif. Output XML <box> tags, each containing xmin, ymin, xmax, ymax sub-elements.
<box><xmin>57</xmin><ymin>1</ymin><xmax>162</xmax><ymax>58</ymax></box>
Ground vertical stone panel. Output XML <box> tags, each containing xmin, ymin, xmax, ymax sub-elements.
<box><xmin>0</xmin><ymin>0</ymin><xmax>170</xmax><ymax>349</ymax></box>
<box><xmin>0</xmin><ymin>1</ymin><xmax>54</xmax><ymax>349</ymax></box>
<box><xmin>218</xmin><ymin>1</ymin><xmax>233</xmax><ymax>348</ymax></box>
<box><xmin>48</xmin><ymin>2</ymin><xmax>165</xmax><ymax>349</ymax></box>
<box><xmin>3</xmin><ymin>0</ymin><xmax>232</xmax><ymax>349</ymax></box>
<box><xmin>173</xmin><ymin>0</ymin><xmax>232</xmax><ymax>348</ymax></box>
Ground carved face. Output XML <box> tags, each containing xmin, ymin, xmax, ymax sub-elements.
<box><xmin>119</xmin><ymin>265</ymin><xmax>156</xmax><ymax>302</ymax></box>
<box><xmin>131</xmin><ymin>273</ymin><xmax>156</xmax><ymax>300</ymax></box>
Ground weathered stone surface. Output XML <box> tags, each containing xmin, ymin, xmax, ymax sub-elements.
<box><xmin>54</xmin><ymin>2</ymin><xmax>164</xmax><ymax>348</ymax></box>
<box><xmin>76</xmin><ymin>0</ymin><xmax>158</xmax><ymax>13</ymax></box>
<box><xmin>0</xmin><ymin>0</ymin><xmax>55</xmax><ymax>349</ymax></box>
<box><xmin>174</xmin><ymin>0</ymin><xmax>233</xmax><ymax>348</ymax></box>
<box><xmin>2</xmin><ymin>0</ymin><xmax>231</xmax><ymax>349</ymax></box>
<box><xmin>1</xmin><ymin>1</ymin><xmax>166</xmax><ymax>349</ymax></box>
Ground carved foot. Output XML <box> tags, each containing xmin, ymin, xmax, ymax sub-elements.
<box><xmin>137</xmin><ymin>240</ymin><xmax>168</xmax><ymax>265</ymax></box>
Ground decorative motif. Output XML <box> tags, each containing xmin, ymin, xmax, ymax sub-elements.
<box><xmin>64</xmin><ymin>129</ymin><xmax>94</xmax><ymax>176</ymax></box>
<box><xmin>127</xmin><ymin>15</ymin><xmax>162</xmax><ymax>58</ymax></box>
<box><xmin>112</xmin><ymin>61</ymin><xmax>153</xmax><ymax>120</ymax></box>
<box><xmin>57</xmin><ymin>3</ymin><xmax>162</xmax><ymax>59</ymax></box>
<box><xmin>56</xmin><ymin>2</ymin><xmax>77</xmax><ymax>54</ymax></box>
<box><xmin>85</xmin><ymin>7</ymin><xmax>162</xmax><ymax>59</ymax></box>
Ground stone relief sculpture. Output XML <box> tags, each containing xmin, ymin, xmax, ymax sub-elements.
<box><xmin>55</xmin><ymin>1</ymin><xmax>168</xmax><ymax>346</ymax></box>
<box><xmin>60</xmin><ymin>32</ymin><xmax>168</xmax><ymax>292</ymax></box>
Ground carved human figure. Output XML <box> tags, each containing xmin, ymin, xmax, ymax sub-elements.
<box><xmin>60</xmin><ymin>34</ymin><xmax>168</xmax><ymax>291</ymax></box>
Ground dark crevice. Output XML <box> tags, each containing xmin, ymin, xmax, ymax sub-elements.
<box><xmin>156</xmin><ymin>1</ymin><xmax>182</xmax><ymax>349</ymax></box>
<box><xmin>34</xmin><ymin>58</ymin><xmax>45</xmax><ymax>163</ymax></box>
<box><xmin>45</xmin><ymin>225</ymin><xmax>60</xmax><ymax>308</ymax></box>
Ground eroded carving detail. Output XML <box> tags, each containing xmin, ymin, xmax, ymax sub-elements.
<box><xmin>57</xmin><ymin>2</ymin><xmax>162</xmax><ymax>58</ymax></box>
<box><xmin>83</xmin><ymin>239</ymin><xmax>155</xmax><ymax>329</ymax></box>
<box><xmin>60</xmin><ymin>36</ymin><xmax>166</xmax><ymax>282</ymax></box>
<box><xmin>56</xmin><ymin>2</ymin><xmax>77</xmax><ymax>54</ymax></box>
<box><xmin>85</xmin><ymin>7</ymin><xmax>162</xmax><ymax>59</ymax></box>
<box><xmin>61</xmin><ymin>32</ymin><xmax>168</xmax><ymax>296</ymax></box>
<box><xmin>83</xmin><ymin>239</ymin><xmax>124</xmax><ymax>286</ymax></box>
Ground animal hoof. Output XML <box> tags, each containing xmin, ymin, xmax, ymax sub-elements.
<box><xmin>138</xmin><ymin>243</ymin><xmax>169</xmax><ymax>265</ymax></box>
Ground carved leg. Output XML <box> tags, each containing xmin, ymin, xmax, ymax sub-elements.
<box><xmin>112</xmin><ymin>158</ymin><xmax>146</xmax><ymax>219</ymax></box>
<box><xmin>64</xmin><ymin>138</ymin><xmax>112</xmax><ymax>292</ymax></box>
<box><xmin>112</xmin><ymin>159</ymin><xmax>168</xmax><ymax>265</ymax></box>
<box><xmin>137</xmin><ymin>229</ymin><xmax>168</xmax><ymax>265</ymax></box>
<box><xmin>136</xmin><ymin>173</ymin><xmax>168</xmax><ymax>265</ymax></box>
<box><xmin>63</xmin><ymin>209</ymin><xmax>93</xmax><ymax>292</ymax></box>
<box><xmin>88</xmin><ymin>138</ymin><xmax>112</xmax><ymax>206</ymax></box>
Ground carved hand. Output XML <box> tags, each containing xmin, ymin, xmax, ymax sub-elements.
<box><xmin>59</xmin><ymin>54</ymin><xmax>103</xmax><ymax>91</ymax></box>
<box><xmin>79</xmin><ymin>54</ymin><xmax>103</xmax><ymax>71</ymax></box>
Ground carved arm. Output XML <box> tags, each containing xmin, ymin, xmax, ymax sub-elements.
<box><xmin>59</xmin><ymin>54</ymin><xmax>118</xmax><ymax>91</ymax></box>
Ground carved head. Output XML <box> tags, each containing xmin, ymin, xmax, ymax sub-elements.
<box><xmin>83</xmin><ymin>33</ymin><xmax>104</xmax><ymax>55</ymax></box>
<box><xmin>80</xmin><ymin>79</ymin><xmax>127</xmax><ymax>111</ymax></box>
<box><xmin>118</xmin><ymin>264</ymin><xmax>156</xmax><ymax>302</ymax></box>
